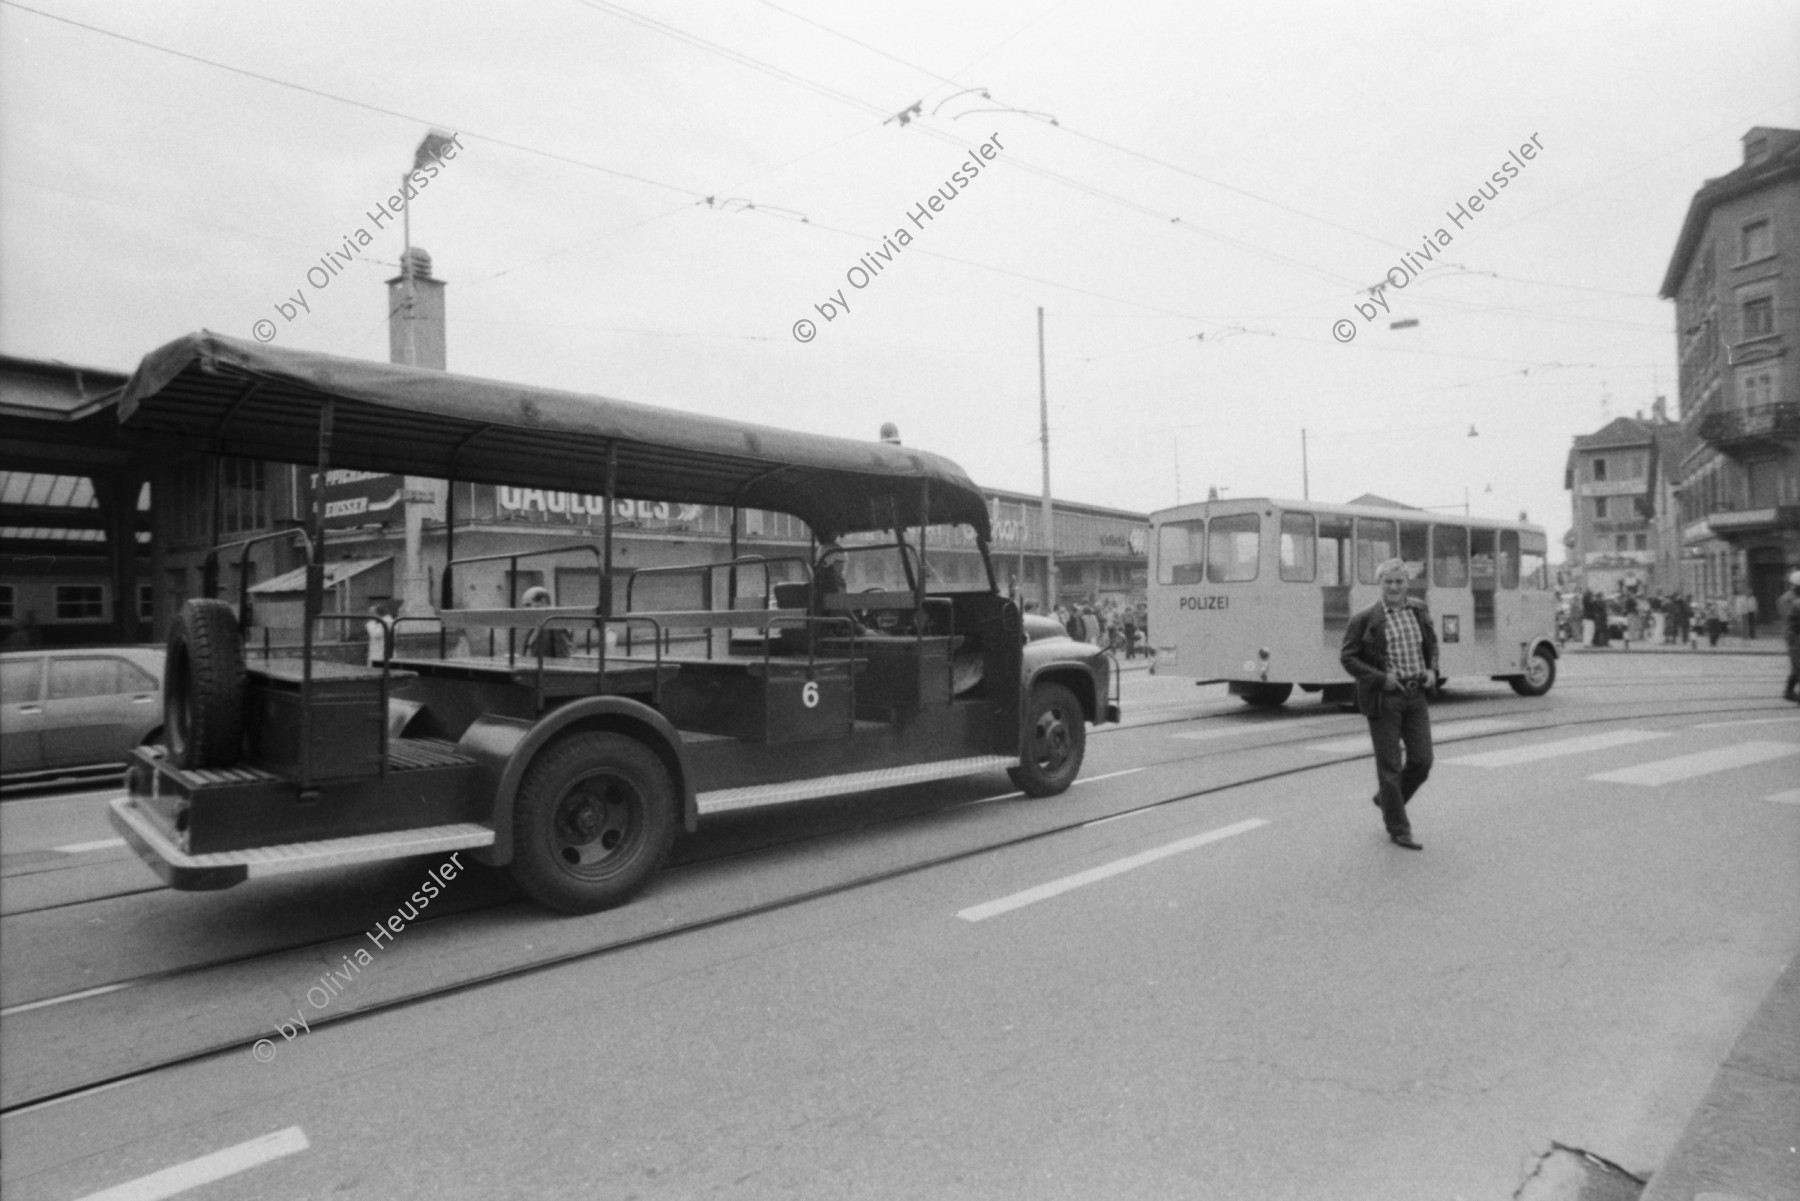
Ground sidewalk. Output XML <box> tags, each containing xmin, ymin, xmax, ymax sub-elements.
<box><xmin>1639</xmin><ymin>950</ymin><xmax>1800</xmax><ymax>1200</ymax></box>
<box><xmin>1558</xmin><ymin>638</ymin><xmax>1787</xmax><ymax>656</ymax></box>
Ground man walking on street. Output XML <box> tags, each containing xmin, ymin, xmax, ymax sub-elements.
<box><xmin>1340</xmin><ymin>559</ymin><xmax>1439</xmax><ymax>850</ymax></box>
<box><xmin>1781</xmin><ymin>571</ymin><xmax>1800</xmax><ymax>703</ymax></box>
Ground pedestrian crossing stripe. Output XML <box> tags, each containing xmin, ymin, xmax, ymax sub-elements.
<box><xmin>1442</xmin><ymin>729</ymin><xmax>1668</xmax><ymax>769</ymax></box>
<box><xmin>1305</xmin><ymin>718</ymin><xmax>1521</xmax><ymax>755</ymax></box>
<box><xmin>1588</xmin><ymin>741</ymin><xmax>1800</xmax><ymax>788</ymax></box>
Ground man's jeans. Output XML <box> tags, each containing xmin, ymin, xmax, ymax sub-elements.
<box><xmin>1368</xmin><ymin>688</ymin><xmax>1433</xmax><ymax>835</ymax></box>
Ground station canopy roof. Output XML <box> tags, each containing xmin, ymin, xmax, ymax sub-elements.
<box><xmin>116</xmin><ymin>332</ymin><xmax>991</xmax><ymax>541</ymax></box>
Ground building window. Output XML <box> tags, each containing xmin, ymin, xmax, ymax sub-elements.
<box><xmin>1742</xmin><ymin>296</ymin><xmax>1774</xmax><ymax>339</ymax></box>
<box><xmin>1740</xmin><ymin>218</ymin><xmax>1772</xmax><ymax>264</ymax></box>
<box><xmin>138</xmin><ymin>582</ymin><xmax>156</xmax><ymax>622</ymax></box>
<box><xmin>1615</xmin><ymin>535</ymin><xmax>1629</xmax><ymax>553</ymax></box>
<box><xmin>0</xmin><ymin>583</ymin><xmax>12</xmax><ymax>622</ymax></box>
<box><xmin>1591</xmin><ymin>458</ymin><xmax>1608</xmax><ymax>482</ymax></box>
<box><xmin>54</xmin><ymin>584</ymin><xmax>106</xmax><ymax>621</ymax></box>
<box><xmin>1593</xmin><ymin>497</ymin><xmax>1608</xmax><ymax>520</ymax></box>
<box><xmin>1633</xmin><ymin>534</ymin><xmax>1647</xmax><ymax>551</ymax></box>
<box><xmin>1741</xmin><ymin>366</ymin><xmax>1777</xmax><ymax>409</ymax></box>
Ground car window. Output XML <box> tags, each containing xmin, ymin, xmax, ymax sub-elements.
<box><xmin>48</xmin><ymin>657</ymin><xmax>128</xmax><ymax>700</ymax></box>
<box><xmin>1</xmin><ymin>658</ymin><xmax>42</xmax><ymax>705</ymax></box>
<box><xmin>118</xmin><ymin>659</ymin><xmax>157</xmax><ymax>691</ymax></box>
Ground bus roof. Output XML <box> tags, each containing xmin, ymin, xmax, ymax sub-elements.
<box><xmin>1150</xmin><ymin>496</ymin><xmax>1546</xmax><ymax>538</ymax></box>
<box><xmin>116</xmin><ymin>331</ymin><xmax>991</xmax><ymax>540</ymax></box>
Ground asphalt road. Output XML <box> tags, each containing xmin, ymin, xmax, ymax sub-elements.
<box><xmin>2</xmin><ymin>652</ymin><xmax>1796</xmax><ymax>1200</ymax></box>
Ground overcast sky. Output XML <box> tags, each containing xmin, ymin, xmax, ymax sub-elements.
<box><xmin>4</xmin><ymin>1</ymin><xmax>1798</xmax><ymax>553</ymax></box>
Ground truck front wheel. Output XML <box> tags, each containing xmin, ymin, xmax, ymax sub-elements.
<box><xmin>1009</xmin><ymin>681</ymin><xmax>1086</xmax><ymax>797</ymax></box>
<box><xmin>510</xmin><ymin>732</ymin><xmax>677</xmax><ymax>914</ymax></box>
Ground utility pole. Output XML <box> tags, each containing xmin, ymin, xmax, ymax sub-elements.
<box><xmin>1037</xmin><ymin>307</ymin><xmax>1056</xmax><ymax>609</ymax></box>
<box><xmin>1301</xmin><ymin>428</ymin><xmax>1309</xmax><ymax>501</ymax></box>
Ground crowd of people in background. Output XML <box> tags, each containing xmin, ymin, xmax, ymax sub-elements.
<box><xmin>1559</xmin><ymin>583</ymin><xmax>1770</xmax><ymax>650</ymax></box>
<box><xmin>1031</xmin><ymin>598</ymin><xmax>1151</xmax><ymax>659</ymax></box>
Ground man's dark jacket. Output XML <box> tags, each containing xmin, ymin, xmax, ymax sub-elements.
<box><xmin>1340</xmin><ymin>596</ymin><xmax>1440</xmax><ymax>718</ymax></box>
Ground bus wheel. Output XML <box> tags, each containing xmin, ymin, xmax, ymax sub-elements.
<box><xmin>1241</xmin><ymin>683</ymin><xmax>1293</xmax><ymax>709</ymax></box>
<box><xmin>1509</xmin><ymin>647</ymin><xmax>1557</xmax><ymax>697</ymax></box>
<box><xmin>1010</xmin><ymin>682</ymin><xmax>1085</xmax><ymax>797</ymax></box>
<box><xmin>164</xmin><ymin>599</ymin><xmax>245</xmax><ymax>769</ymax></box>
<box><xmin>510</xmin><ymin>732</ymin><xmax>677</xmax><ymax>914</ymax></box>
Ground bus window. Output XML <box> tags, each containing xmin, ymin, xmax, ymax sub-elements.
<box><xmin>1207</xmin><ymin>512</ymin><xmax>1260</xmax><ymax>582</ymax></box>
<box><xmin>1156</xmin><ymin>520</ymin><xmax>1205</xmax><ymax>584</ymax></box>
<box><xmin>1355</xmin><ymin>518</ymin><xmax>1396</xmax><ymax>584</ymax></box>
<box><xmin>1498</xmin><ymin>529</ymin><xmax>1520</xmax><ymax>588</ymax></box>
<box><xmin>1320</xmin><ymin>516</ymin><xmax>1352</xmax><ymax>585</ymax></box>
<box><xmin>1522</xmin><ymin>550</ymin><xmax>1547</xmax><ymax>590</ymax></box>
<box><xmin>1279</xmin><ymin>512</ymin><xmax>1316</xmax><ymax>582</ymax></box>
<box><xmin>1399</xmin><ymin>522</ymin><xmax>1429</xmax><ymax>587</ymax></box>
<box><xmin>1432</xmin><ymin>525</ymin><xmax>1469</xmax><ymax>588</ymax></box>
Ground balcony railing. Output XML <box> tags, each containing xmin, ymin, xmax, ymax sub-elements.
<box><xmin>1696</xmin><ymin>402</ymin><xmax>1800</xmax><ymax>449</ymax></box>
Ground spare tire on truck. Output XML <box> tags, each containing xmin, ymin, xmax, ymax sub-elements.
<box><xmin>164</xmin><ymin>598</ymin><xmax>245</xmax><ymax>769</ymax></box>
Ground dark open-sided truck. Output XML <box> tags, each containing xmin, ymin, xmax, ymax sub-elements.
<box><xmin>107</xmin><ymin>333</ymin><xmax>1119</xmax><ymax>913</ymax></box>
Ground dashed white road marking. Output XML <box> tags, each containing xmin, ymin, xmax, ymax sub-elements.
<box><xmin>1588</xmin><ymin>741</ymin><xmax>1800</xmax><ymax>788</ymax></box>
<box><xmin>1306</xmin><ymin>718</ymin><xmax>1521</xmax><ymax>755</ymax></box>
<box><xmin>1766</xmin><ymin>789</ymin><xmax>1800</xmax><ymax>804</ymax></box>
<box><xmin>1171</xmin><ymin>724</ymin><xmax>1284</xmax><ymax>742</ymax></box>
<box><xmin>1442</xmin><ymin>729</ymin><xmax>1668</xmax><ymax>769</ymax></box>
<box><xmin>73</xmin><ymin>1126</ymin><xmax>309</xmax><ymax>1201</ymax></box>
<box><xmin>53</xmin><ymin>837</ymin><xmax>127</xmax><ymax>854</ymax></box>
<box><xmin>1</xmin><ymin>982</ymin><xmax>137</xmax><ymax>1017</ymax></box>
<box><xmin>956</xmin><ymin>818</ymin><xmax>1267</xmax><ymax>922</ymax></box>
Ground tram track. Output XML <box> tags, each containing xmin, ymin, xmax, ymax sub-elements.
<box><xmin>3</xmin><ymin>685</ymin><xmax>1789</xmax><ymax>1117</ymax></box>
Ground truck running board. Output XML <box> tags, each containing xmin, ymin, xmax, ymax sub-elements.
<box><xmin>108</xmin><ymin>797</ymin><xmax>495</xmax><ymax>891</ymax></box>
<box><xmin>696</xmin><ymin>755</ymin><xmax>1018</xmax><ymax>815</ymax></box>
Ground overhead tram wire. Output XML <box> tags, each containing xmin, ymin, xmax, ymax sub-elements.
<box><xmin>5</xmin><ymin>0</ymin><xmax>1221</xmax><ymax>328</ymax></box>
<box><xmin>752</xmin><ymin>0</ymin><xmax>1412</xmax><ymax>256</ymax></box>
<box><xmin>575</xmin><ymin>0</ymin><xmax>1377</xmax><ymax>292</ymax></box>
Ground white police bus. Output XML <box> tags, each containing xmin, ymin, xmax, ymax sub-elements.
<box><xmin>1146</xmin><ymin>497</ymin><xmax>1559</xmax><ymax>706</ymax></box>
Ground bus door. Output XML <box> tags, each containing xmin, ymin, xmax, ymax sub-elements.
<box><xmin>1317</xmin><ymin>515</ymin><xmax>1353</xmax><ymax>652</ymax></box>
<box><xmin>1153</xmin><ymin>516</ymin><xmax>1209</xmax><ymax>674</ymax></box>
<box><xmin>1430</xmin><ymin>524</ymin><xmax>1472</xmax><ymax>673</ymax></box>
<box><xmin>1492</xmin><ymin>529</ymin><xmax>1523</xmax><ymax>650</ymax></box>
<box><xmin>1469</xmin><ymin>527</ymin><xmax>1498</xmax><ymax>650</ymax></box>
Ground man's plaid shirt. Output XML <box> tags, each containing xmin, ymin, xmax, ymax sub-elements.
<box><xmin>1383</xmin><ymin>604</ymin><xmax>1427</xmax><ymax>679</ymax></box>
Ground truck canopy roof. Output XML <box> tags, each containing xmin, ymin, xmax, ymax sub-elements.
<box><xmin>117</xmin><ymin>332</ymin><xmax>991</xmax><ymax>540</ymax></box>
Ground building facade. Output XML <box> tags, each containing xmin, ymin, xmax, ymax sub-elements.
<box><xmin>1562</xmin><ymin>409</ymin><xmax>1685</xmax><ymax>597</ymax></box>
<box><xmin>1660</xmin><ymin>126</ymin><xmax>1800</xmax><ymax>616</ymax></box>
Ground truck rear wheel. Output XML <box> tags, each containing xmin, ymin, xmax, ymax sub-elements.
<box><xmin>510</xmin><ymin>732</ymin><xmax>677</xmax><ymax>914</ymax></box>
<box><xmin>1009</xmin><ymin>681</ymin><xmax>1085</xmax><ymax>797</ymax></box>
<box><xmin>1240</xmin><ymin>683</ymin><xmax>1293</xmax><ymax>708</ymax></box>
<box><xmin>164</xmin><ymin>598</ymin><xmax>245</xmax><ymax>769</ymax></box>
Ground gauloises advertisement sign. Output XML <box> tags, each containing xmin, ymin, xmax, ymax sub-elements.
<box><xmin>493</xmin><ymin>487</ymin><xmax>706</xmax><ymax>528</ymax></box>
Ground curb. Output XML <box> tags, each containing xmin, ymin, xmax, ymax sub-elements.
<box><xmin>1639</xmin><ymin>951</ymin><xmax>1800</xmax><ymax>1200</ymax></box>
<box><xmin>1557</xmin><ymin>643</ymin><xmax>1788</xmax><ymax>657</ymax></box>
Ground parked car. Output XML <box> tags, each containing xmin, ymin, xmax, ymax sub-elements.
<box><xmin>1</xmin><ymin>647</ymin><xmax>165</xmax><ymax>781</ymax></box>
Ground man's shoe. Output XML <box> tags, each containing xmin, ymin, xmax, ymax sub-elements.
<box><xmin>1389</xmin><ymin>832</ymin><xmax>1423</xmax><ymax>850</ymax></box>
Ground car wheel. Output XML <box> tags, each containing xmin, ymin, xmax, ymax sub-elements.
<box><xmin>1509</xmin><ymin>647</ymin><xmax>1556</xmax><ymax>697</ymax></box>
<box><xmin>1240</xmin><ymin>683</ymin><xmax>1293</xmax><ymax>708</ymax></box>
<box><xmin>1011</xmin><ymin>681</ymin><xmax>1085</xmax><ymax>797</ymax></box>
<box><xmin>509</xmin><ymin>732</ymin><xmax>677</xmax><ymax>914</ymax></box>
<box><xmin>164</xmin><ymin>599</ymin><xmax>245</xmax><ymax>769</ymax></box>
